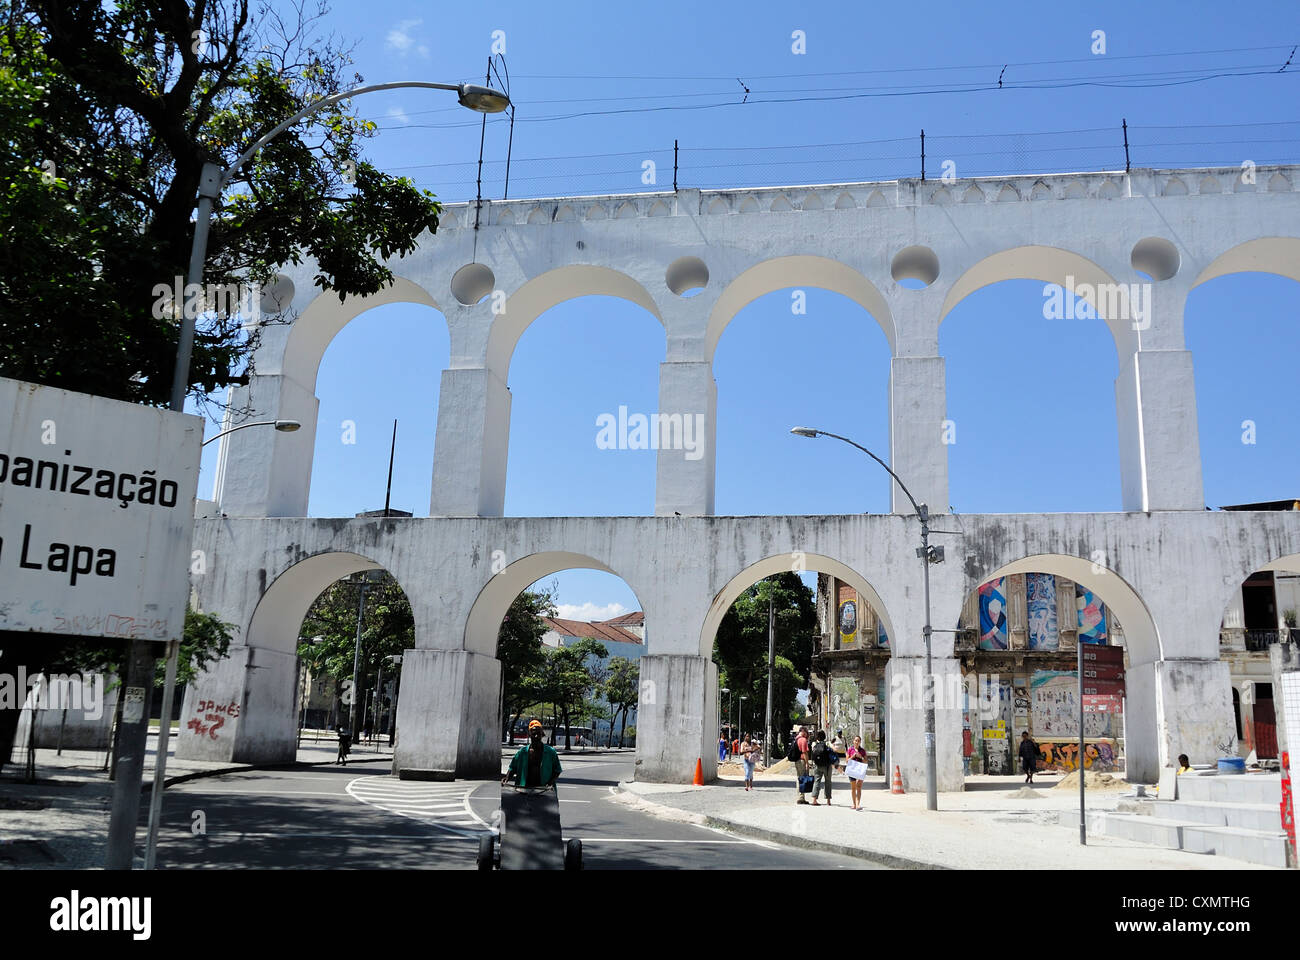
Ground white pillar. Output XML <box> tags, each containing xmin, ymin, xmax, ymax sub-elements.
<box><xmin>655</xmin><ymin>361</ymin><xmax>716</xmax><ymax>516</ymax></box>
<box><xmin>429</xmin><ymin>367</ymin><xmax>510</xmax><ymax>517</ymax></box>
<box><xmin>634</xmin><ymin>654</ymin><xmax>717</xmax><ymax>782</ymax></box>
<box><xmin>884</xmin><ymin>656</ymin><xmax>964</xmax><ymax>791</ymax></box>
<box><xmin>1125</xmin><ymin>659</ymin><xmax>1233</xmax><ymax>781</ymax></box>
<box><xmin>214</xmin><ymin>375</ymin><xmax>318</xmax><ymax>517</ymax></box>
<box><xmin>392</xmin><ymin>648</ymin><xmax>502</xmax><ymax>779</ymax></box>
<box><xmin>888</xmin><ymin>356</ymin><xmax>948</xmax><ymax>516</ymax></box>
<box><xmin>1115</xmin><ymin>349</ymin><xmax>1205</xmax><ymax>511</ymax></box>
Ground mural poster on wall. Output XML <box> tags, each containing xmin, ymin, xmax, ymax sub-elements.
<box><xmin>1030</xmin><ymin>670</ymin><xmax>1118</xmax><ymax>738</ymax></box>
<box><xmin>838</xmin><ymin>583</ymin><xmax>858</xmax><ymax>646</ymax></box>
<box><xmin>1077</xmin><ymin>588</ymin><xmax>1108</xmax><ymax>644</ymax></box>
<box><xmin>1026</xmin><ymin>573</ymin><xmax>1059</xmax><ymax>650</ymax></box>
<box><xmin>978</xmin><ymin>578</ymin><xmax>1008</xmax><ymax>650</ymax></box>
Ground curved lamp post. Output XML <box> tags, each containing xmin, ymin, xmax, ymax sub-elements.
<box><xmin>169</xmin><ymin>80</ymin><xmax>510</xmax><ymax>412</ymax></box>
<box><xmin>791</xmin><ymin>426</ymin><xmax>943</xmax><ymax>812</ymax></box>
<box><xmin>201</xmin><ymin>419</ymin><xmax>300</xmax><ymax>446</ymax></box>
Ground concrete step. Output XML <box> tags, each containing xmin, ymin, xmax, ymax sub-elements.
<box><xmin>1171</xmin><ymin>801</ymin><xmax>1282</xmax><ymax>832</ymax></box>
<box><xmin>1101</xmin><ymin>812</ymin><xmax>1289</xmax><ymax>867</ymax></box>
<box><xmin>1179</xmin><ymin>825</ymin><xmax>1290</xmax><ymax>868</ymax></box>
<box><xmin>1103</xmin><ymin>814</ymin><xmax>1188</xmax><ymax>849</ymax></box>
<box><xmin>1174</xmin><ymin>774</ymin><xmax>1281</xmax><ymax>805</ymax></box>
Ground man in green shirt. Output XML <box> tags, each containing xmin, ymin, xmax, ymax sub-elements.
<box><xmin>503</xmin><ymin>719</ymin><xmax>562</xmax><ymax>788</ymax></box>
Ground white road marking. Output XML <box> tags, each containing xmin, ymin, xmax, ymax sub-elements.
<box><xmin>346</xmin><ymin>777</ymin><xmax>490</xmax><ymax>838</ymax></box>
<box><xmin>568</xmin><ymin>838</ymin><xmax>748</xmax><ymax>844</ymax></box>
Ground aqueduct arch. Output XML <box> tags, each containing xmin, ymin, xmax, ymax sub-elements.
<box><xmin>181</xmin><ymin>165</ymin><xmax>1300</xmax><ymax>788</ymax></box>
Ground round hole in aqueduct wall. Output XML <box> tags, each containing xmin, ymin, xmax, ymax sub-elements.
<box><xmin>451</xmin><ymin>262</ymin><xmax>497</xmax><ymax>306</ymax></box>
<box><xmin>665</xmin><ymin>256</ymin><xmax>709</xmax><ymax>297</ymax></box>
<box><xmin>890</xmin><ymin>245</ymin><xmax>940</xmax><ymax>289</ymax></box>
<box><xmin>1130</xmin><ymin>237</ymin><xmax>1180</xmax><ymax>281</ymax></box>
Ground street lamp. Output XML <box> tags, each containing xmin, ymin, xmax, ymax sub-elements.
<box><xmin>169</xmin><ymin>79</ymin><xmax>510</xmax><ymax>412</ymax></box>
<box><xmin>791</xmin><ymin>425</ymin><xmax>944</xmax><ymax>812</ymax></box>
<box><xmin>135</xmin><ymin>80</ymin><xmax>509</xmax><ymax>870</ymax></box>
<box><xmin>202</xmin><ymin>419</ymin><xmax>300</xmax><ymax>446</ymax></box>
<box><xmin>739</xmin><ymin>696</ymin><xmax>748</xmax><ymax>738</ymax></box>
<box><xmin>345</xmin><ymin>569</ymin><xmax>387</xmax><ymax>744</ymax></box>
<box><xmin>721</xmin><ymin>687</ymin><xmax>731</xmax><ymax>743</ymax></box>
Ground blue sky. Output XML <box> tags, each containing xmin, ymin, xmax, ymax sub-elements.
<box><xmin>194</xmin><ymin>1</ymin><xmax>1300</xmax><ymax>620</ymax></box>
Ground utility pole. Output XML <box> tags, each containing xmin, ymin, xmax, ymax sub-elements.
<box><xmin>764</xmin><ymin>589</ymin><xmax>775</xmax><ymax>765</ymax></box>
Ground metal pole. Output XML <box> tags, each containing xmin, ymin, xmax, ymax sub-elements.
<box><xmin>1122</xmin><ymin>119</ymin><xmax>1130</xmax><ymax>175</ymax></box>
<box><xmin>922</xmin><ymin>519</ymin><xmax>937</xmax><ymax>812</ymax></box>
<box><xmin>106</xmin><ymin>642</ymin><xmax>156</xmax><ymax>868</ymax></box>
<box><xmin>350</xmin><ymin>582</ymin><xmax>369</xmax><ymax>743</ymax></box>
<box><xmin>144</xmin><ymin>639</ymin><xmax>180</xmax><ymax>869</ymax></box>
<box><xmin>1079</xmin><ymin>635</ymin><xmax>1087</xmax><ymax>844</ymax></box>
<box><xmin>383</xmin><ymin>419</ymin><xmax>397</xmax><ymax>516</ymax></box>
<box><xmin>673</xmin><ymin>139</ymin><xmax>678</xmax><ymax>192</ymax></box>
<box><xmin>920</xmin><ymin>129</ymin><xmax>926</xmax><ymax>181</ymax></box>
<box><xmin>765</xmin><ymin>591</ymin><xmax>775</xmax><ymax>766</ymax></box>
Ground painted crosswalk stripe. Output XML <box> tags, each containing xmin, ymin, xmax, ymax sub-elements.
<box><xmin>345</xmin><ymin>777</ymin><xmax>491</xmax><ymax>837</ymax></box>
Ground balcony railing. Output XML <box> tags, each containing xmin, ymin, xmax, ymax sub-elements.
<box><xmin>1244</xmin><ymin>628</ymin><xmax>1299</xmax><ymax>652</ymax></box>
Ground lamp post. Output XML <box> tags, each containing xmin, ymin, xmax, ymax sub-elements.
<box><xmin>791</xmin><ymin>426</ymin><xmax>943</xmax><ymax>812</ymax></box>
<box><xmin>739</xmin><ymin>696</ymin><xmax>748</xmax><ymax>739</ymax></box>
<box><xmin>721</xmin><ymin>687</ymin><xmax>731</xmax><ymax>744</ymax></box>
<box><xmin>346</xmin><ymin>570</ymin><xmax>386</xmax><ymax>744</ymax></box>
<box><xmin>125</xmin><ymin>78</ymin><xmax>509</xmax><ymax>871</ymax></box>
<box><xmin>168</xmin><ymin>80</ymin><xmax>509</xmax><ymax>412</ymax></box>
<box><xmin>201</xmin><ymin>419</ymin><xmax>300</xmax><ymax>446</ymax></box>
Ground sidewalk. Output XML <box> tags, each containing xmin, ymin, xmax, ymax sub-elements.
<box><xmin>616</xmin><ymin>771</ymin><xmax>1281</xmax><ymax>870</ymax></box>
<box><xmin>0</xmin><ymin>733</ymin><xmax>392</xmax><ymax>869</ymax></box>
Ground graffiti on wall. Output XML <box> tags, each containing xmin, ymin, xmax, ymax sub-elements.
<box><xmin>1077</xmin><ymin>588</ymin><xmax>1108</xmax><ymax>644</ymax></box>
<box><xmin>1030</xmin><ymin>671</ymin><xmax>1118</xmax><ymax>738</ymax></box>
<box><xmin>186</xmin><ymin>697</ymin><xmax>240</xmax><ymax>740</ymax></box>
<box><xmin>1038</xmin><ymin>739</ymin><xmax>1117</xmax><ymax>772</ymax></box>
<box><xmin>978</xmin><ymin>578</ymin><xmax>1008</xmax><ymax>650</ymax></box>
<box><xmin>830</xmin><ymin>676</ymin><xmax>859</xmax><ymax>738</ymax></box>
<box><xmin>1026</xmin><ymin>573</ymin><xmax>1058</xmax><ymax>651</ymax></box>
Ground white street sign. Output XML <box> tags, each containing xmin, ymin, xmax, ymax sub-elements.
<box><xmin>0</xmin><ymin>377</ymin><xmax>202</xmax><ymax>642</ymax></box>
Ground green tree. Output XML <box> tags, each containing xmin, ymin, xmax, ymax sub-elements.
<box><xmin>497</xmin><ymin>588</ymin><xmax>555</xmax><ymax>741</ymax></box>
<box><xmin>532</xmin><ymin>638</ymin><xmax>607</xmax><ymax>750</ymax></box>
<box><xmin>298</xmin><ymin>573</ymin><xmax>413</xmax><ymax>732</ymax></box>
<box><xmin>1</xmin><ymin>1</ymin><xmax>440</xmax><ymax>408</ymax></box>
<box><xmin>713</xmin><ymin>573</ymin><xmax>817</xmax><ymax>750</ymax></box>
<box><xmin>604</xmin><ymin>657</ymin><xmax>639</xmax><ymax>748</ymax></box>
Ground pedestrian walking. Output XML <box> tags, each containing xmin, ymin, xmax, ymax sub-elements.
<box><xmin>336</xmin><ymin>726</ymin><xmax>351</xmax><ymax>764</ymax></box>
<box><xmin>741</xmin><ymin>734</ymin><xmax>759</xmax><ymax>790</ymax></box>
<box><xmin>845</xmin><ymin>735</ymin><xmax>869</xmax><ymax>810</ymax></box>
<box><xmin>1018</xmin><ymin>731</ymin><xmax>1038</xmax><ymax>784</ymax></box>
<box><xmin>810</xmin><ymin>730</ymin><xmax>837</xmax><ymax>805</ymax></box>
<box><xmin>831</xmin><ymin>730</ymin><xmax>846</xmax><ymax>761</ymax></box>
<box><xmin>789</xmin><ymin>725</ymin><xmax>811</xmax><ymax>804</ymax></box>
<box><xmin>719</xmin><ymin>734</ymin><xmax>727</xmax><ymax>764</ymax></box>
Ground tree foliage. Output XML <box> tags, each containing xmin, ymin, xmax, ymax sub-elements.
<box><xmin>604</xmin><ymin>656</ymin><xmax>639</xmax><ymax>747</ymax></box>
<box><xmin>497</xmin><ymin>587</ymin><xmax>555</xmax><ymax>739</ymax></box>
<box><xmin>297</xmin><ymin>572</ymin><xmax>412</xmax><ymax>725</ymax></box>
<box><xmin>0</xmin><ymin>0</ymin><xmax>441</xmax><ymax>410</ymax></box>
<box><xmin>713</xmin><ymin>573</ymin><xmax>817</xmax><ymax>747</ymax></box>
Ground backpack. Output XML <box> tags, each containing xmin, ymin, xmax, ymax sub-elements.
<box><xmin>812</xmin><ymin>741</ymin><xmax>833</xmax><ymax>766</ymax></box>
<box><xmin>785</xmin><ymin>740</ymin><xmax>801</xmax><ymax>763</ymax></box>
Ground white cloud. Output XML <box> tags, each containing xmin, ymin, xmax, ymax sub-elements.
<box><xmin>386</xmin><ymin>105</ymin><xmax>410</xmax><ymax>125</ymax></box>
<box><xmin>386</xmin><ymin>18</ymin><xmax>422</xmax><ymax>54</ymax></box>
<box><xmin>555</xmin><ymin>602</ymin><xmax>628</xmax><ymax>622</ymax></box>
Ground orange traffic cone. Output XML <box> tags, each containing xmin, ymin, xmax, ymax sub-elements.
<box><xmin>891</xmin><ymin>765</ymin><xmax>905</xmax><ymax>795</ymax></box>
<box><xmin>693</xmin><ymin>757</ymin><xmax>704</xmax><ymax>785</ymax></box>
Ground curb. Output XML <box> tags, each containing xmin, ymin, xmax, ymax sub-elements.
<box><xmin>143</xmin><ymin>756</ymin><xmax>365</xmax><ymax>791</ymax></box>
<box><xmin>613</xmin><ymin>783</ymin><xmax>942</xmax><ymax>870</ymax></box>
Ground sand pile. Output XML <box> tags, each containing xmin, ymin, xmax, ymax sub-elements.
<box><xmin>1010</xmin><ymin>786</ymin><xmax>1044</xmax><ymax>799</ymax></box>
<box><xmin>1053</xmin><ymin>769</ymin><xmax>1129</xmax><ymax>791</ymax></box>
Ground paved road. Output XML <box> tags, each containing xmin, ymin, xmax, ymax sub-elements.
<box><xmin>152</xmin><ymin>750</ymin><xmax>884</xmax><ymax>870</ymax></box>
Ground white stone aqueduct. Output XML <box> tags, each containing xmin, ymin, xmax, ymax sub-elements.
<box><xmin>179</xmin><ymin>166</ymin><xmax>1300</xmax><ymax>788</ymax></box>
